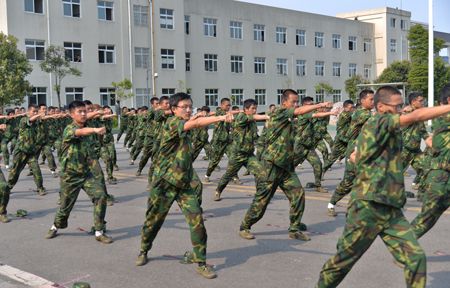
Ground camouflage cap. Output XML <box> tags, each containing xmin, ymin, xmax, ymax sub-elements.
<box><xmin>15</xmin><ymin>209</ymin><xmax>28</xmax><ymax>217</ymax></box>
<box><xmin>72</xmin><ymin>282</ymin><xmax>91</xmax><ymax>288</ymax></box>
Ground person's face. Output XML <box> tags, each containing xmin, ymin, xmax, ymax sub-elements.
<box><xmin>160</xmin><ymin>100</ymin><xmax>170</xmax><ymax>110</ymax></box>
<box><xmin>39</xmin><ymin>106</ymin><xmax>47</xmax><ymax>115</ymax></box>
<box><xmin>20</xmin><ymin>108</ymin><xmax>25</xmax><ymax>113</ymax></box>
<box><xmin>14</xmin><ymin>108</ymin><xmax>19</xmax><ymax>114</ymax></box>
<box><xmin>221</xmin><ymin>100</ymin><xmax>231</xmax><ymax>112</ymax></box>
<box><xmin>151</xmin><ymin>100</ymin><xmax>159</xmax><ymax>109</ymax></box>
<box><xmin>86</xmin><ymin>104</ymin><xmax>93</xmax><ymax>113</ymax></box>
<box><xmin>244</xmin><ymin>104</ymin><xmax>257</xmax><ymax>115</ymax></box>
<box><xmin>104</xmin><ymin>108</ymin><xmax>112</xmax><ymax>115</ymax></box>
<box><xmin>377</xmin><ymin>94</ymin><xmax>404</xmax><ymax>114</ymax></box>
<box><xmin>361</xmin><ymin>93</ymin><xmax>375</xmax><ymax>110</ymax></box>
<box><xmin>269</xmin><ymin>105</ymin><xmax>276</xmax><ymax>113</ymax></box>
<box><xmin>282</xmin><ymin>93</ymin><xmax>299</xmax><ymax>109</ymax></box>
<box><xmin>71</xmin><ymin>106</ymin><xmax>87</xmax><ymax>124</ymax></box>
<box><xmin>411</xmin><ymin>96</ymin><xmax>425</xmax><ymax>109</ymax></box>
<box><xmin>28</xmin><ymin>107</ymin><xmax>38</xmax><ymax>117</ymax></box>
<box><xmin>343</xmin><ymin>104</ymin><xmax>354</xmax><ymax>112</ymax></box>
<box><xmin>172</xmin><ymin>99</ymin><xmax>193</xmax><ymax>120</ymax></box>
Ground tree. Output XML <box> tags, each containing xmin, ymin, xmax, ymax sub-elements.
<box><xmin>0</xmin><ymin>33</ymin><xmax>32</xmax><ymax>110</ymax></box>
<box><xmin>345</xmin><ymin>75</ymin><xmax>369</xmax><ymax>101</ymax></box>
<box><xmin>40</xmin><ymin>45</ymin><xmax>81</xmax><ymax>108</ymax></box>
<box><xmin>376</xmin><ymin>60</ymin><xmax>411</xmax><ymax>84</ymax></box>
<box><xmin>315</xmin><ymin>82</ymin><xmax>334</xmax><ymax>101</ymax></box>
<box><xmin>112</xmin><ymin>78</ymin><xmax>133</xmax><ymax>115</ymax></box>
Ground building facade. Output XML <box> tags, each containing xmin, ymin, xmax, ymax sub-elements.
<box><xmin>0</xmin><ymin>0</ymin><xmax>440</xmax><ymax>109</ymax></box>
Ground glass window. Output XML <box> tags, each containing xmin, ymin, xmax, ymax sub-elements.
<box><xmin>205</xmin><ymin>89</ymin><xmax>218</xmax><ymax>106</ymax></box>
<box><xmin>315</xmin><ymin>32</ymin><xmax>324</xmax><ymax>48</ymax></box>
<box><xmin>63</xmin><ymin>0</ymin><xmax>80</xmax><ymax>18</ymax></box>
<box><xmin>276</xmin><ymin>58</ymin><xmax>288</xmax><ymax>75</ymax></box>
<box><xmin>296</xmin><ymin>60</ymin><xmax>306</xmax><ymax>76</ymax></box>
<box><xmin>364</xmin><ymin>64</ymin><xmax>371</xmax><ymax>79</ymax></box>
<box><xmin>276</xmin><ymin>27</ymin><xmax>287</xmax><ymax>44</ymax></box>
<box><xmin>348</xmin><ymin>63</ymin><xmax>357</xmax><ymax>77</ymax></box>
<box><xmin>315</xmin><ymin>89</ymin><xmax>324</xmax><ymax>103</ymax></box>
<box><xmin>185</xmin><ymin>15</ymin><xmax>190</xmax><ymax>34</ymax></box>
<box><xmin>254</xmin><ymin>24</ymin><xmax>265</xmax><ymax>42</ymax></box>
<box><xmin>332</xmin><ymin>34</ymin><xmax>341</xmax><ymax>49</ymax></box>
<box><xmin>348</xmin><ymin>36</ymin><xmax>357</xmax><ymax>51</ymax></box>
<box><xmin>255</xmin><ymin>89</ymin><xmax>266</xmax><ymax>105</ymax></box>
<box><xmin>25</xmin><ymin>39</ymin><xmax>45</xmax><ymax>61</ymax></box>
<box><xmin>161</xmin><ymin>49</ymin><xmax>175</xmax><ymax>69</ymax></box>
<box><xmin>277</xmin><ymin>89</ymin><xmax>283</xmax><ymax>104</ymax></box>
<box><xmin>64</xmin><ymin>42</ymin><xmax>82</xmax><ymax>62</ymax></box>
<box><xmin>401</xmin><ymin>19</ymin><xmax>408</xmax><ymax>30</ymax></box>
<box><xmin>25</xmin><ymin>0</ymin><xmax>43</xmax><ymax>14</ymax></box>
<box><xmin>296</xmin><ymin>29</ymin><xmax>306</xmax><ymax>46</ymax></box>
<box><xmin>230</xmin><ymin>21</ymin><xmax>243</xmax><ymax>39</ymax></box>
<box><xmin>185</xmin><ymin>52</ymin><xmax>191</xmax><ymax>71</ymax></box>
<box><xmin>315</xmin><ymin>61</ymin><xmax>324</xmax><ymax>76</ymax></box>
<box><xmin>332</xmin><ymin>62</ymin><xmax>341</xmax><ymax>77</ymax></box>
<box><xmin>364</xmin><ymin>39</ymin><xmax>371</xmax><ymax>52</ymax></box>
<box><xmin>231</xmin><ymin>89</ymin><xmax>244</xmax><ymax>106</ymax></box>
<box><xmin>135</xmin><ymin>88</ymin><xmax>150</xmax><ymax>107</ymax></box>
<box><xmin>390</xmin><ymin>39</ymin><xmax>397</xmax><ymax>52</ymax></box>
<box><xmin>100</xmin><ymin>88</ymin><xmax>116</xmax><ymax>106</ymax></box>
<box><xmin>332</xmin><ymin>90</ymin><xmax>341</xmax><ymax>103</ymax></box>
<box><xmin>204</xmin><ymin>18</ymin><xmax>217</xmax><ymax>37</ymax></box>
<box><xmin>390</xmin><ymin>18</ymin><xmax>396</xmax><ymax>28</ymax></box>
<box><xmin>28</xmin><ymin>87</ymin><xmax>46</xmax><ymax>105</ymax></box>
<box><xmin>97</xmin><ymin>1</ymin><xmax>113</xmax><ymax>21</ymax></box>
<box><xmin>160</xmin><ymin>8</ymin><xmax>174</xmax><ymax>29</ymax></box>
<box><xmin>231</xmin><ymin>55</ymin><xmax>243</xmax><ymax>73</ymax></box>
<box><xmin>162</xmin><ymin>88</ymin><xmax>176</xmax><ymax>97</ymax></box>
<box><xmin>254</xmin><ymin>57</ymin><xmax>265</xmax><ymax>74</ymax></box>
<box><xmin>135</xmin><ymin>47</ymin><xmax>149</xmax><ymax>68</ymax></box>
<box><xmin>133</xmin><ymin>5</ymin><xmax>148</xmax><ymax>26</ymax></box>
<box><xmin>65</xmin><ymin>87</ymin><xmax>83</xmax><ymax>104</ymax></box>
<box><xmin>98</xmin><ymin>45</ymin><xmax>115</xmax><ymax>64</ymax></box>
<box><xmin>297</xmin><ymin>89</ymin><xmax>306</xmax><ymax>101</ymax></box>
<box><xmin>204</xmin><ymin>54</ymin><xmax>218</xmax><ymax>72</ymax></box>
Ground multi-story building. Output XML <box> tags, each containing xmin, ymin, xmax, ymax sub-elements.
<box><xmin>0</xmin><ymin>0</ymin><xmax>447</xmax><ymax>109</ymax></box>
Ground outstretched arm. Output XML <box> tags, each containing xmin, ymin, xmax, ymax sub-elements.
<box><xmin>399</xmin><ymin>105</ymin><xmax>450</xmax><ymax>127</ymax></box>
<box><xmin>294</xmin><ymin>102</ymin><xmax>333</xmax><ymax>116</ymax></box>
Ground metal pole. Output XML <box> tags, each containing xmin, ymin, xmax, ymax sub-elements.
<box><xmin>428</xmin><ymin>0</ymin><xmax>434</xmax><ymax>108</ymax></box>
<box><xmin>149</xmin><ymin>0</ymin><xmax>157</xmax><ymax>97</ymax></box>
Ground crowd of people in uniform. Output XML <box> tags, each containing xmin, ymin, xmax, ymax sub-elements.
<box><xmin>0</xmin><ymin>84</ymin><xmax>449</xmax><ymax>287</ymax></box>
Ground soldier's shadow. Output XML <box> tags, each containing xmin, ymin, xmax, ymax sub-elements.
<box><xmin>428</xmin><ymin>271</ymin><xmax>450</xmax><ymax>288</ymax></box>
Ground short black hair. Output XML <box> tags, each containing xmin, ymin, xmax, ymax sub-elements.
<box><xmin>68</xmin><ymin>100</ymin><xmax>86</xmax><ymax>112</ymax></box>
<box><xmin>281</xmin><ymin>89</ymin><xmax>298</xmax><ymax>103</ymax></box>
<box><xmin>200</xmin><ymin>105</ymin><xmax>210</xmax><ymax>113</ymax></box>
<box><xmin>301</xmin><ymin>96</ymin><xmax>314</xmax><ymax>105</ymax></box>
<box><xmin>440</xmin><ymin>83</ymin><xmax>450</xmax><ymax>105</ymax></box>
<box><xmin>150</xmin><ymin>97</ymin><xmax>159</xmax><ymax>105</ymax></box>
<box><xmin>408</xmin><ymin>92</ymin><xmax>423</xmax><ymax>104</ymax></box>
<box><xmin>232</xmin><ymin>105</ymin><xmax>240</xmax><ymax>111</ymax></box>
<box><xmin>221</xmin><ymin>98</ymin><xmax>231</xmax><ymax>104</ymax></box>
<box><xmin>269</xmin><ymin>104</ymin><xmax>276</xmax><ymax>109</ymax></box>
<box><xmin>140</xmin><ymin>106</ymin><xmax>148</xmax><ymax>111</ymax></box>
<box><xmin>343</xmin><ymin>100</ymin><xmax>354</xmax><ymax>108</ymax></box>
<box><xmin>359</xmin><ymin>89</ymin><xmax>374</xmax><ymax>101</ymax></box>
<box><xmin>38</xmin><ymin>103</ymin><xmax>47</xmax><ymax>108</ymax></box>
<box><xmin>159</xmin><ymin>96</ymin><xmax>169</xmax><ymax>102</ymax></box>
<box><xmin>83</xmin><ymin>100</ymin><xmax>93</xmax><ymax>106</ymax></box>
<box><xmin>169</xmin><ymin>92</ymin><xmax>192</xmax><ymax>109</ymax></box>
<box><xmin>102</xmin><ymin>105</ymin><xmax>111</xmax><ymax>110</ymax></box>
<box><xmin>374</xmin><ymin>86</ymin><xmax>401</xmax><ymax>110</ymax></box>
<box><xmin>28</xmin><ymin>104</ymin><xmax>38</xmax><ymax>110</ymax></box>
<box><xmin>244</xmin><ymin>99</ymin><xmax>257</xmax><ymax>110</ymax></box>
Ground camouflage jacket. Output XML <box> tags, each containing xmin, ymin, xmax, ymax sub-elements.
<box><xmin>335</xmin><ymin>111</ymin><xmax>352</xmax><ymax>142</ymax></box>
<box><xmin>261</xmin><ymin>107</ymin><xmax>295</xmax><ymax>170</ymax></box>
<box><xmin>192</xmin><ymin>125</ymin><xmax>209</xmax><ymax>147</ymax></box>
<box><xmin>59</xmin><ymin>122</ymin><xmax>91</xmax><ymax>176</ymax></box>
<box><xmin>230</xmin><ymin>112</ymin><xmax>258</xmax><ymax>154</ymax></box>
<box><xmin>429</xmin><ymin>114</ymin><xmax>450</xmax><ymax>171</ymax></box>
<box><xmin>211</xmin><ymin>108</ymin><xmax>231</xmax><ymax>143</ymax></box>
<box><xmin>101</xmin><ymin>118</ymin><xmax>114</xmax><ymax>144</ymax></box>
<box><xmin>295</xmin><ymin>113</ymin><xmax>315</xmax><ymax>148</ymax></box>
<box><xmin>154</xmin><ymin>116</ymin><xmax>193</xmax><ymax>189</ymax></box>
<box><xmin>401</xmin><ymin>108</ymin><xmax>428</xmax><ymax>152</ymax></box>
<box><xmin>152</xmin><ymin>110</ymin><xmax>170</xmax><ymax>154</ymax></box>
<box><xmin>16</xmin><ymin>117</ymin><xmax>39</xmax><ymax>154</ymax></box>
<box><xmin>343</xmin><ymin>107</ymin><xmax>372</xmax><ymax>156</ymax></box>
<box><xmin>313</xmin><ymin>116</ymin><xmax>329</xmax><ymax>142</ymax></box>
<box><xmin>119</xmin><ymin>114</ymin><xmax>128</xmax><ymax>129</ymax></box>
<box><xmin>351</xmin><ymin>113</ymin><xmax>405</xmax><ymax>208</ymax></box>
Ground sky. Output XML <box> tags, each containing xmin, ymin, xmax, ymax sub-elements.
<box><xmin>238</xmin><ymin>0</ymin><xmax>450</xmax><ymax>33</ymax></box>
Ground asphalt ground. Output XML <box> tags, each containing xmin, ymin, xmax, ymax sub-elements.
<box><xmin>0</xmin><ymin>136</ymin><xmax>449</xmax><ymax>288</ymax></box>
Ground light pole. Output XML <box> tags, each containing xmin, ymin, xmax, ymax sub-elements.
<box><xmin>428</xmin><ymin>0</ymin><xmax>434</xmax><ymax>109</ymax></box>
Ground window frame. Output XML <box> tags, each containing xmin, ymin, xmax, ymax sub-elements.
<box><xmin>161</xmin><ymin>48</ymin><xmax>175</xmax><ymax>69</ymax></box>
<box><xmin>254</xmin><ymin>57</ymin><xmax>266</xmax><ymax>74</ymax></box>
<box><xmin>25</xmin><ymin>39</ymin><xmax>45</xmax><ymax>61</ymax></box>
<box><xmin>204</xmin><ymin>54</ymin><xmax>218</xmax><ymax>72</ymax></box>
<box><xmin>276</xmin><ymin>27</ymin><xmax>287</xmax><ymax>44</ymax></box>
<box><xmin>97</xmin><ymin>1</ymin><xmax>113</xmax><ymax>21</ymax></box>
<box><xmin>63</xmin><ymin>0</ymin><xmax>81</xmax><ymax>18</ymax></box>
<box><xmin>98</xmin><ymin>44</ymin><xmax>115</xmax><ymax>64</ymax></box>
<box><xmin>160</xmin><ymin>8</ymin><xmax>174</xmax><ymax>29</ymax></box>
<box><xmin>64</xmin><ymin>41</ymin><xmax>82</xmax><ymax>62</ymax></box>
<box><xmin>205</xmin><ymin>89</ymin><xmax>219</xmax><ymax>106</ymax></box>
<box><xmin>203</xmin><ymin>18</ymin><xmax>217</xmax><ymax>37</ymax></box>
<box><xmin>254</xmin><ymin>24</ymin><xmax>265</xmax><ymax>42</ymax></box>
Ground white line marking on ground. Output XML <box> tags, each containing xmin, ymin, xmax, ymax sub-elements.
<box><xmin>0</xmin><ymin>263</ymin><xmax>58</xmax><ymax>288</ymax></box>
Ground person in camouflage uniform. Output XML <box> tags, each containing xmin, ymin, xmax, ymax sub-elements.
<box><xmin>36</xmin><ymin>104</ymin><xmax>58</xmax><ymax>177</ymax></box>
<box><xmin>123</xmin><ymin>109</ymin><xmax>136</xmax><ymax>149</ymax></box>
<box><xmin>45</xmin><ymin>100</ymin><xmax>113</xmax><ymax>244</ymax></box>
<box><xmin>316</xmin><ymin>85</ymin><xmax>450</xmax><ymax>288</ymax></box>
<box><xmin>6</xmin><ymin>104</ymin><xmax>47</xmax><ymax>196</ymax></box>
<box><xmin>1</xmin><ymin>110</ymin><xmax>24</xmax><ymax>170</ymax></box>
<box><xmin>327</xmin><ymin>89</ymin><xmax>374</xmax><ymax>217</ymax></box>
<box><xmin>293</xmin><ymin>97</ymin><xmax>337</xmax><ymax>193</ymax></box>
<box><xmin>410</xmin><ymin>85</ymin><xmax>450</xmax><ymax>239</ymax></box>
<box><xmin>401</xmin><ymin>92</ymin><xmax>429</xmax><ymax>191</ymax></box>
<box><xmin>322</xmin><ymin>100</ymin><xmax>355</xmax><ymax>174</ymax></box>
<box><xmin>191</xmin><ymin>106</ymin><xmax>212</xmax><ymax>161</ymax></box>
<box><xmin>204</xmin><ymin>98</ymin><xmax>232</xmax><ymax>182</ymax></box>
<box><xmin>116</xmin><ymin>106</ymin><xmax>129</xmax><ymax>142</ymax></box>
<box><xmin>314</xmin><ymin>110</ymin><xmax>332</xmax><ymax>162</ymax></box>
<box><xmin>100</xmin><ymin>106</ymin><xmax>117</xmax><ymax>184</ymax></box>
<box><xmin>136</xmin><ymin>92</ymin><xmax>234</xmax><ymax>279</ymax></box>
<box><xmin>214</xmin><ymin>99</ymin><xmax>269</xmax><ymax>201</ymax></box>
<box><xmin>239</xmin><ymin>89</ymin><xmax>332</xmax><ymax>241</ymax></box>
<box><xmin>0</xmin><ymin>122</ymin><xmax>10</xmax><ymax>223</ymax></box>
<box><xmin>130</xmin><ymin>106</ymin><xmax>148</xmax><ymax>165</ymax></box>
<box><xmin>136</xmin><ymin>97</ymin><xmax>159</xmax><ymax>176</ymax></box>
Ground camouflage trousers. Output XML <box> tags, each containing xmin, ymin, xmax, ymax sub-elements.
<box><xmin>317</xmin><ymin>199</ymin><xmax>426</xmax><ymax>288</ymax></box>
<box><xmin>323</xmin><ymin>132</ymin><xmax>334</xmax><ymax>148</ymax></box>
<box><xmin>38</xmin><ymin>145</ymin><xmax>57</xmax><ymax>171</ymax></box>
<box><xmin>101</xmin><ymin>142</ymin><xmax>116</xmax><ymax>180</ymax></box>
<box><xmin>54</xmin><ymin>139</ymin><xmax>63</xmax><ymax>159</ymax></box>
<box><xmin>323</xmin><ymin>139</ymin><xmax>348</xmax><ymax>173</ymax></box>
<box><xmin>116</xmin><ymin>125</ymin><xmax>126</xmax><ymax>142</ymax></box>
<box><xmin>411</xmin><ymin>169</ymin><xmax>450</xmax><ymax>239</ymax></box>
<box><xmin>192</xmin><ymin>141</ymin><xmax>211</xmax><ymax>162</ymax></box>
<box><xmin>240</xmin><ymin>160</ymin><xmax>305</xmax><ymax>233</ymax></box>
<box><xmin>127</xmin><ymin>131</ymin><xmax>137</xmax><ymax>149</ymax></box>
<box><xmin>137</xmin><ymin>138</ymin><xmax>153</xmax><ymax>173</ymax></box>
<box><xmin>316</xmin><ymin>140</ymin><xmax>329</xmax><ymax>163</ymax></box>
<box><xmin>131</xmin><ymin>136</ymin><xmax>145</xmax><ymax>161</ymax></box>
<box><xmin>401</xmin><ymin>149</ymin><xmax>424</xmax><ymax>185</ymax></box>
<box><xmin>1</xmin><ymin>137</ymin><xmax>16</xmax><ymax>167</ymax></box>
<box><xmin>123</xmin><ymin>129</ymin><xmax>134</xmax><ymax>148</ymax></box>
<box><xmin>293</xmin><ymin>143</ymin><xmax>323</xmax><ymax>187</ymax></box>
<box><xmin>53</xmin><ymin>171</ymin><xmax>107</xmax><ymax>231</ymax></box>
<box><xmin>0</xmin><ymin>168</ymin><xmax>11</xmax><ymax>215</ymax></box>
<box><xmin>329</xmin><ymin>158</ymin><xmax>356</xmax><ymax>205</ymax></box>
<box><xmin>7</xmin><ymin>150</ymin><xmax>44</xmax><ymax>191</ymax></box>
<box><xmin>140</xmin><ymin>178</ymin><xmax>207</xmax><ymax>262</ymax></box>
<box><xmin>217</xmin><ymin>152</ymin><xmax>263</xmax><ymax>194</ymax></box>
<box><xmin>206</xmin><ymin>140</ymin><xmax>229</xmax><ymax>177</ymax></box>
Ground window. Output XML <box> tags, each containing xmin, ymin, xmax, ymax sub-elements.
<box><xmin>160</xmin><ymin>8</ymin><xmax>174</xmax><ymax>29</ymax></box>
<box><xmin>276</xmin><ymin>58</ymin><xmax>288</xmax><ymax>75</ymax></box>
<box><xmin>315</xmin><ymin>89</ymin><xmax>324</xmax><ymax>103</ymax></box>
<box><xmin>315</xmin><ymin>32</ymin><xmax>324</xmax><ymax>48</ymax></box>
<box><xmin>231</xmin><ymin>55</ymin><xmax>243</xmax><ymax>73</ymax></box>
<box><xmin>401</xmin><ymin>19</ymin><xmax>408</xmax><ymax>30</ymax></box>
<box><xmin>205</xmin><ymin>89</ymin><xmax>218</xmax><ymax>106</ymax></box>
<box><xmin>297</xmin><ymin>89</ymin><xmax>306</xmax><ymax>100</ymax></box>
<box><xmin>204</xmin><ymin>18</ymin><xmax>217</xmax><ymax>37</ymax></box>
<box><xmin>277</xmin><ymin>89</ymin><xmax>283</xmax><ymax>104</ymax></box>
<box><xmin>230</xmin><ymin>21</ymin><xmax>243</xmax><ymax>39</ymax></box>
<box><xmin>28</xmin><ymin>87</ymin><xmax>46</xmax><ymax>105</ymax></box>
<box><xmin>25</xmin><ymin>39</ymin><xmax>45</xmax><ymax>61</ymax></box>
<box><xmin>254</xmin><ymin>57</ymin><xmax>265</xmax><ymax>74</ymax></box>
<box><xmin>162</xmin><ymin>88</ymin><xmax>176</xmax><ymax>97</ymax></box>
<box><xmin>161</xmin><ymin>49</ymin><xmax>175</xmax><ymax>69</ymax></box>
<box><xmin>185</xmin><ymin>15</ymin><xmax>190</xmax><ymax>34</ymax></box>
<box><xmin>135</xmin><ymin>88</ymin><xmax>150</xmax><ymax>107</ymax></box>
<box><xmin>364</xmin><ymin>64</ymin><xmax>371</xmax><ymax>79</ymax></box>
<box><xmin>185</xmin><ymin>52</ymin><xmax>191</xmax><ymax>71</ymax></box>
<box><xmin>25</xmin><ymin>0</ymin><xmax>43</xmax><ymax>14</ymax></box>
<box><xmin>364</xmin><ymin>39</ymin><xmax>371</xmax><ymax>52</ymax></box>
<box><xmin>231</xmin><ymin>89</ymin><xmax>244</xmax><ymax>106</ymax></box>
<box><xmin>134</xmin><ymin>5</ymin><xmax>148</xmax><ymax>26</ymax></box>
<box><xmin>315</xmin><ymin>61</ymin><xmax>324</xmax><ymax>76</ymax></box>
<box><xmin>348</xmin><ymin>36</ymin><xmax>357</xmax><ymax>51</ymax></box>
<box><xmin>332</xmin><ymin>90</ymin><xmax>341</xmax><ymax>103</ymax></box>
<box><xmin>332</xmin><ymin>34</ymin><xmax>341</xmax><ymax>49</ymax></box>
<box><xmin>296</xmin><ymin>29</ymin><xmax>306</xmax><ymax>46</ymax></box>
<box><xmin>254</xmin><ymin>24</ymin><xmax>265</xmax><ymax>42</ymax></box>
<box><xmin>100</xmin><ymin>88</ymin><xmax>116</xmax><ymax>106</ymax></box>
<box><xmin>296</xmin><ymin>60</ymin><xmax>306</xmax><ymax>76</ymax></box>
<box><xmin>64</xmin><ymin>42</ymin><xmax>82</xmax><ymax>62</ymax></box>
<box><xmin>65</xmin><ymin>87</ymin><xmax>83</xmax><ymax>104</ymax></box>
<box><xmin>63</xmin><ymin>0</ymin><xmax>80</xmax><ymax>17</ymax></box>
<box><xmin>135</xmin><ymin>47</ymin><xmax>149</xmax><ymax>68</ymax></box>
<box><xmin>97</xmin><ymin>1</ymin><xmax>113</xmax><ymax>21</ymax></box>
<box><xmin>348</xmin><ymin>63</ymin><xmax>357</xmax><ymax>77</ymax></box>
<box><xmin>255</xmin><ymin>89</ymin><xmax>266</xmax><ymax>105</ymax></box>
<box><xmin>98</xmin><ymin>45</ymin><xmax>115</xmax><ymax>64</ymax></box>
<box><xmin>276</xmin><ymin>27</ymin><xmax>287</xmax><ymax>44</ymax></box>
<box><xmin>204</xmin><ymin>54</ymin><xmax>218</xmax><ymax>72</ymax></box>
<box><xmin>390</xmin><ymin>39</ymin><xmax>397</xmax><ymax>52</ymax></box>
<box><xmin>332</xmin><ymin>62</ymin><xmax>341</xmax><ymax>77</ymax></box>
<box><xmin>390</xmin><ymin>18</ymin><xmax>396</xmax><ymax>28</ymax></box>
